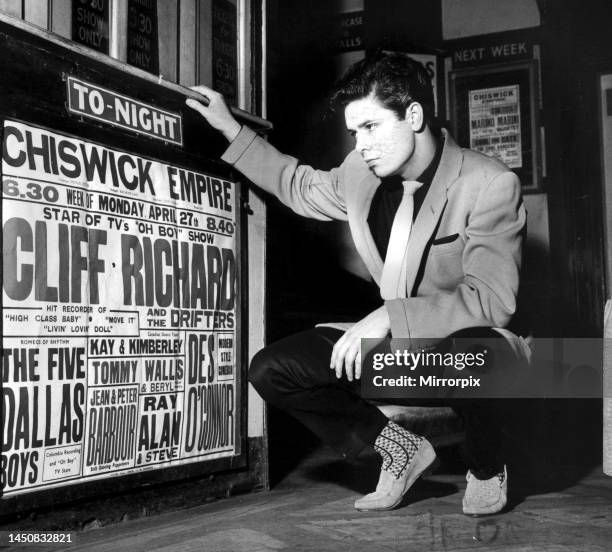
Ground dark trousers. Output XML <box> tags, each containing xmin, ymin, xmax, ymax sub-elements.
<box><xmin>249</xmin><ymin>326</ymin><xmax>522</xmax><ymax>479</ymax></box>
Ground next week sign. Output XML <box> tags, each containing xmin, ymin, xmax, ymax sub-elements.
<box><xmin>66</xmin><ymin>77</ymin><xmax>183</xmax><ymax>145</ymax></box>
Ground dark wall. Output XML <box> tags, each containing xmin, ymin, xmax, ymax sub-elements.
<box><xmin>538</xmin><ymin>0</ymin><xmax>611</xmax><ymax>337</ymax></box>
<box><xmin>265</xmin><ymin>1</ymin><xmax>380</xmax><ymax>480</ymax></box>
<box><xmin>364</xmin><ymin>0</ymin><xmax>442</xmax><ymax>52</ymax></box>
<box><xmin>266</xmin><ymin>0</ymin><xmax>379</xmax><ymax>343</ymax></box>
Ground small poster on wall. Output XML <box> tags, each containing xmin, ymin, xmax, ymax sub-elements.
<box><xmin>468</xmin><ymin>84</ymin><xmax>522</xmax><ymax>168</ymax></box>
<box><xmin>449</xmin><ymin>61</ymin><xmax>540</xmax><ymax>192</ymax></box>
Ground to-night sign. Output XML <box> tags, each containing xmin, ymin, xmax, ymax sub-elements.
<box><xmin>66</xmin><ymin>77</ymin><xmax>183</xmax><ymax>145</ymax></box>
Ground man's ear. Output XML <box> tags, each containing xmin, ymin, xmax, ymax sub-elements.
<box><xmin>405</xmin><ymin>102</ymin><xmax>424</xmax><ymax>131</ymax></box>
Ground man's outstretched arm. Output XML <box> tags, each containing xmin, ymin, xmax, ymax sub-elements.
<box><xmin>187</xmin><ymin>85</ymin><xmax>351</xmax><ymax>221</ymax></box>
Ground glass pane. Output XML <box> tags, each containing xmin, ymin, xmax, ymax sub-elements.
<box><xmin>127</xmin><ymin>0</ymin><xmax>159</xmax><ymax>73</ymax></box>
<box><xmin>72</xmin><ymin>0</ymin><xmax>110</xmax><ymax>54</ymax></box>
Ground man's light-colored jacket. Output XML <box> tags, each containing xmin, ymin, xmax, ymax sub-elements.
<box><xmin>222</xmin><ymin>126</ymin><xmax>526</xmax><ymax>344</ymax></box>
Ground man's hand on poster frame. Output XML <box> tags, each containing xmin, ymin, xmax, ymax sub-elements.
<box><xmin>186</xmin><ymin>84</ymin><xmax>242</xmax><ymax>142</ymax></box>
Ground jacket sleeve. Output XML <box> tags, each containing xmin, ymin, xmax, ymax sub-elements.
<box><xmin>384</xmin><ymin>171</ymin><xmax>525</xmax><ymax>342</ymax></box>
<box><xmin>221</xmin><ymin>125</ymin><xmax>350</xmax><ymax>221</ymax></box>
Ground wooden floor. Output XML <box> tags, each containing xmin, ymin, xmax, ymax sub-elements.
<box><xmin>30</xmin><ymin>446</ymin><xmax>612</xmax><ymax>552</ymax></box>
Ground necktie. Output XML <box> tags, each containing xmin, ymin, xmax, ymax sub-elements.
<box><xmin>380</xmin><ymin>180</ymin><xmax>422</xmax><ymax>299</ymax></box>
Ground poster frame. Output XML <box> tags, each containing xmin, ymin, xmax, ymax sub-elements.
<box><xmin>449</xmin><ymin>60</ymin><xmax>541</xmax><ymax>192</ymax></box>
<box><xmin>0</xmin><ymin>115</ymin><xmax>249</xmax><ymax>512</ymax></box>
<box><xmin>0</xmin><ymin>17</ymin><xmax>251</xmax><ymax>514</ymax></box>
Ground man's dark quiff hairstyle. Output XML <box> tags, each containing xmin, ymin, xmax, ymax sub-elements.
<box><xmin>329</xmin><ymin>52</ymin><xmax>436</xmax><ymax>125</ymax></box>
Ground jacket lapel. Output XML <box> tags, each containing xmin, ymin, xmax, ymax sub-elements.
<box><xmin>346</xmin><ymin>172</ymin><xmax>384</xmax><ymax>284</ymax></box>
<box><xmin>345</xmin><ymin>130</ymin><xmax>464</xmax><ymax>294</ymax></box>
<box><xmin>402</xmin><ymin>130</ymin><xmax>464</xmax><ymax>295</ymax></box>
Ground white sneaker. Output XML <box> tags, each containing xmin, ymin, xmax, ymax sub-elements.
<box><xmin>462</xmin><ymin>465</ymin><xmax>508</xmax><ymax>516</ymax></box>
<box><xmin>354</xmin><ymin>439</ymin><xmax>437</xmax><ymax>511</ymax></box>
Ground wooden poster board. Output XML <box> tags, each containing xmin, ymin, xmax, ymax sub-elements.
<box><xmin>0</xmin><ymin>16</ymin><xmax>258</xmax><ymax>514</ymax></box>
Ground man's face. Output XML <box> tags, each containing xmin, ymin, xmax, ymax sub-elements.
<box><xmin>345</xmin><ymin>92</ymin><xmax>416</xmax><ymax>179</ymax></box>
